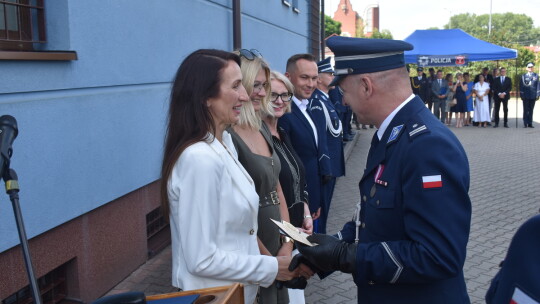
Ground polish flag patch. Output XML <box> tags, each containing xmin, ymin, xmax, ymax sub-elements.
<box><xmin>510</xmin><ymin>287</ymin><xmax>539</xmax><ymax>304</ymax></box>
<box><xmin>422</xmin><ymin>175</ymin><xmax>442</xmax><ymax>188</ymax></box>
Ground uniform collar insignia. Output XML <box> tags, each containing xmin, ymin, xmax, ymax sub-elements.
<box><xmin>387</xmin><ymin>124</ymin><xmax>403</xmax><ymax>144</ymax></box>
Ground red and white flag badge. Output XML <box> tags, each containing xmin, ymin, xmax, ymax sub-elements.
<box><xmin>510</xmin><ymin>287</ymin><xmax>539</xmax><ymax>304</ymax></box>
<box><xmin>422</xmin><ymin>175</ymin><xmax>442</xmax><ymax>189</ymax></box>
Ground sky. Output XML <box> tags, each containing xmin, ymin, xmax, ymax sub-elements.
<box><xmin>324</xmin><ymin>0</ymin><xmax>540</xmax><ymax>41</ymax></box>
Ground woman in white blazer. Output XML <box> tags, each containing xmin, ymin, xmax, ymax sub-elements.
<box><xmin>160</xmin><ymin>49</ymin><xmax>300</xmax><ymax>304</ymax></box>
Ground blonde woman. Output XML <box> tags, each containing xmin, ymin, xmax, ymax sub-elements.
<box><xmin>451</xmin><ymin>73</ymin><xmax>468</xmax><ymax>128</ymax></box>
<box><xmin>228</xmin><ymin>50</ymin><xmax>305</xmax><ymax>304</ymax></box>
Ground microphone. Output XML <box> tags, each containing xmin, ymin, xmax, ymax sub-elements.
<box><xmin>0</xmin><ymin>115</ymin><xmax>18</xmax><ymax>178</ymax></box>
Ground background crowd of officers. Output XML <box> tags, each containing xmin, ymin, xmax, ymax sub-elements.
<box><xmin>410</xmin><ymin>63</ymin><xmax>540</xmax><ymax>128</ymax></box>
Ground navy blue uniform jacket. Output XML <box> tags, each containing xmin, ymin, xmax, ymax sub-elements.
<box><xmin>519</xmin><ymin>72</ymin><xmax>540</xmax><ymax>100</ymax></box>
<box><xmin>278</xmin><ymin>101</ymin><xmax>331</xmax><ymax>213</ymax></box>
<box><xmin>485</xmin><ymin>214</ymin><xmax>540</xmax><ymax>304</ymax></box>
<box><xmin>340</xmin><ymin>96</ymin><xmax>472</xmax><ymax>303</ymax></box>
<box><xmin>328</xmin><ymin>88</ymin><xmax>348</xmax><ymax>126</ymax></box>
<box><xmin>311</xmin><ymin>89</ymin><xmax>345</xmax><ymax>177</ymax></box>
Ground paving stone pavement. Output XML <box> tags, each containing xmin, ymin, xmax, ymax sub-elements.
<box><xmin>106</xmin><ymin>99</ymin><xmax>540</xmax><ymax>304</ymax></box>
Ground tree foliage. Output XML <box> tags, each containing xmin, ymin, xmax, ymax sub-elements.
<box><xmin>447</xmin><ymin>13</ymin><xmax>540</xmax><ymax>47</ymax></box>
<box><xmin>355</xmin><ymin>15</ymin><xmax>365</xmax><ymax>37</ymax></box>
<box><xmin>325</xmin><ymin>15</ymin><xmax>341</xmax><ymax>38</ymax></box>
<box><xmin>443</xmin><ymin>12</ymin><xmax>540</xmax><ymax>91</ymax></box>
<box><xmin>369</xmin><ymin>29</ymin><xmax>393</xmax><ymax>39</ymax></box>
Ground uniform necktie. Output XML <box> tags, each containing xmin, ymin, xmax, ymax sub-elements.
<box><xmin>366</xmin><ymin>132</ymin><xmax>379</xmax><ymax>162</ymax></box>
<box><xmin>501</xmin><ymin>76</ymin><xmax>504</xmax><ymax>83</ymax></box>
<box><xmin>438</xmin><ymin>79</ymin><xmax>441</xmax><ymax>86</ymax></box>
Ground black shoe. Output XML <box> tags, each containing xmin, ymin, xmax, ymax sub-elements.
<box><xmin>370</xmin><ymin>125</ymin><xmax>374</xmax><ymax>129</ymax></box>
<box><xmin>530</xmin><ymin>125</ymin><xmax>534</xmax><ymax>128</ymax></box>
<box><xmin>487</xmin><ymin>122</ymin><xmax>492</xmax><ymax>126</ymax></box>
<box><xmin>504</xmin><ymin>123</ymin><xmax>509</xmax><ymax>128</ymax></box>
<box><xmin>493</xmin><ymin>124</ymin><xmax>498</xmax><ymax>128</ymax></box>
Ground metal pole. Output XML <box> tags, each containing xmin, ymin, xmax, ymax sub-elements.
<box><xmin>233</xmin><ymin>0</ymin><xmax>241</xmax><ymax>50</ymax></box>
<box><xmin>488</xmin><ymin>0</ymin><xmax>492</xmax><ymax>37</ymax></box>
<box><xmin>4</xmin><ymin>169</ymin><xmax>43</xmax><ymax>304</ymax></box>
<box><xmin>444</xmin><ymin>8</ymin><xmax>452</xmax><ymax>28</ymax></box>
<box><xmin>516</xmin><ymin>58</ymin><xmax>519</xmax><ymax>128</ymax></box>
<box><xmin>320</xmin><ymin>0</ymin><xmax>325</xmax><ymax>60</ymax></box>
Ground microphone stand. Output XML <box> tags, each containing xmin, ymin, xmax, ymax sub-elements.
<box><xmin>3</xmin><ymin>168</ymin><xmax>43</xmax><ymax>304</ymax></box>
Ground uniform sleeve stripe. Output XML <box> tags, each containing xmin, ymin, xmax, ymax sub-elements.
<box><xmin>319</xmin><ymin>154</ymin><xmax>331</xmax><ymax>161</ymax></box>
<box><xmin>409</xmin><ymin>125</ymin><xmax>427</xmax><ymax>137</ymax></box>
<box><xmin>337</xmin><ymin>231</ymin><xmax>343</xmax><ymax>240</ymax></box>
<box><xmin>381</xmin><ymin>242</ymin><xmax>403</xmax><ymax>284</ymax></box>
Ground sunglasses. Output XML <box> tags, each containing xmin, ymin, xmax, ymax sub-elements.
<box><xmin>239</xmin><ymin>49</ymin><xmax>263</xmax><ymax>61</ymax></box>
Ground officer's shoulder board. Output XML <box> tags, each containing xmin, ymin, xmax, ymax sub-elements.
<box><xmin>406</xmin><ymin>118</ymin><xmax>430</xmax><ymax>141</ymax></box>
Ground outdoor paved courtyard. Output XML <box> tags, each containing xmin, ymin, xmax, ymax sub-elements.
<box><xmin>107</xmin><ymin>99</ymin><xmax>540</xmax><ymax>304</ymax></box>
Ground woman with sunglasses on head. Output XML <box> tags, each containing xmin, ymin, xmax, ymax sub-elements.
<box><xmin>161</xmin><ymin>49</ymin><xmax>300</xmax><ymax>304</ymax></box>
<box><xmin>262</xmin><ymin>71</ymin><xmax>313</xmax><ymax>304</ymax></box>
<box><xmin>228</xmin><ymin>49</ymin><xmax>305</xmax><ymax>304</ymax></box>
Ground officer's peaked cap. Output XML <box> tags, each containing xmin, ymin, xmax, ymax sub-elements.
<box><xmin>327</xmin><ymin>36</ymin><xmax>413</xmax><ymax>86</ymax></box>
<box><xmin>317</xmin><ymin>57</ymin><xmax>334</xmax><ymax>74</ymax></box>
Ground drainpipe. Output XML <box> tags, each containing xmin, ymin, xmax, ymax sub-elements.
<box><xmin>320</xmin><ymin>0</ymin><xmax>325</xmax><ymax>60</ymax></box>
<box><xmin>233</xmin><ymin>0</ymin><xmax>241</xmax><ymax>50</ymax></box>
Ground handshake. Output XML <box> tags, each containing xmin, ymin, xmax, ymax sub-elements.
<box><xmin>275</xmin><ymin>234</ymin><xmax>358</xmax><ymax>289</ymax></box>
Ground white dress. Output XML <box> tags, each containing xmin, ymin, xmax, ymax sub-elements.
<box><xmin>473</xmin><ymin>82</ymin><xmax>491</xmax><ymax>122</ymax></box>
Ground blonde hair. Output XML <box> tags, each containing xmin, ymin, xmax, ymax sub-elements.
<box><xmin>234</xmin><ymin>51</ymin><xmax>271</xmax><ymax>130</ymax></box>
<box><xmin>261</xmin><ymin>71</ymin><xmax>294</xmax><ymax>117</ymax></box>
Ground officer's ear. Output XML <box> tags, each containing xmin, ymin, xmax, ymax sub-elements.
<box><xmin>359</xmin><ymin>75</ymin><xmax>374</xmax><ymax>98</ymax></box>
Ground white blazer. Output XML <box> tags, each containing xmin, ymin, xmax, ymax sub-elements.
<box><xmin>168</xmin><ymin>131</ymin><xmax>277</xmax><ymax>304</ymax></box>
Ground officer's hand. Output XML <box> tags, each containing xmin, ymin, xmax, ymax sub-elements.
<box><xmin>322</xmin><ymin>175</ymin><xmax>333</xmax><ymax>184</ymax></box>
<box><xmin>289</xmin><ymin>253</ymin><xmax>320</xmax><ymax>275</ymax></box>
<box><xmin>296</xmin><ymin>234</ymin><xmax>357</xmax><ymax>273</ymax></box>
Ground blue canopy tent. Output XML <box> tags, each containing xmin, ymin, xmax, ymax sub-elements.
<box><xmin>403</xmin><ymin>29</ymin><xmax>517</xmax><ymax>66</ymax></box>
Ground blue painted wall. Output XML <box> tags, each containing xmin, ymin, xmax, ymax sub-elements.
<box><xmin>0</xmin><ymin>0</ymin><xmax>312</xmax><ymax>252</ymax></box>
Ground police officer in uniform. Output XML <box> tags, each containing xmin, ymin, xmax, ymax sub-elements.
<box><xmin>297</xmin><ymin>36</ymin><xmax>472</xmax><ymax>304</ymax></box>
<box><xmin>519</xmin><ymin>62</ymin><xmax>540</xmax><ymax>128</ymax></box>
<box><xmin>328</xmin><ymin>86</ymin><xmax>347</xmax><ymax>137</ymax></box>
<box><xmin>310</xmin><ymin>57</ymin><xmax>346</xmax><ymax>234</ymax></box>
<box><xmin>485</xmin><ymin>214</ymin><xmax>540</xmax><ymax>303</ymax></box>
<box><xmin>411</xmin><ymin>67</ymin><xmax>430</xmax><ymax>103</ymax></box>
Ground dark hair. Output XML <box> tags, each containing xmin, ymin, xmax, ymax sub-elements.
<box><xmin>463</xmin><ymin>72</ymin><xmax>469</xmax><ymax>76</ymax></box>
<box><xmin>286</xmin><ymin>53</ymin><xmax>316</xmax><ymax>73</ymax></box>
<box><xmin>160</xmin><ymin>49</ymin><xmax>241</xmax><ymax>218</ymax></box>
